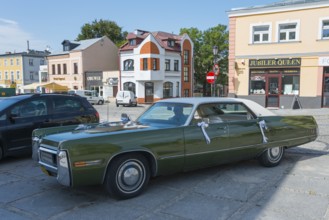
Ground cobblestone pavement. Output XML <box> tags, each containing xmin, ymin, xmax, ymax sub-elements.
<box><xmin>0</xmin><ymin>103</ymin><xmax>328</xmax><ymax>220</ymax></box>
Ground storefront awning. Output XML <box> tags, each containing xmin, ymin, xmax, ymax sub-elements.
<box><xmin>21</xmin><ymin>82</ymin><xmax>69</xmax><ymax>92</ymax></box>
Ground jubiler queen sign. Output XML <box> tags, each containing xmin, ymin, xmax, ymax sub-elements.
<box><xmin>249</xmin><ymin>58</ymin><xmax>301</xmax><ymax>67</ymax></box>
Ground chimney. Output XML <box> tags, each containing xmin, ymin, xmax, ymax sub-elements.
<box><xmin>27</xmin><ymin>40</ymin><xmax>30</xmax><ymax>52</ymax></box>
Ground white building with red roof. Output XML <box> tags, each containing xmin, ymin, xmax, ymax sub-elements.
<box><xmin>119</xmin><ymin>29</ymin><xmax>193</xmax><ymax>103</ymax></box>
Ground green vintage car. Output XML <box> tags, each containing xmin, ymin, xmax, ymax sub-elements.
<box><xmin>32</xmin><ymin>97</ymin><xmax>318</xmax><ymax>199</ymax></box>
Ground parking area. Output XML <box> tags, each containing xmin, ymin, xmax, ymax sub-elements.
<box><xmin>0</xmin><ymin>103</ymin><xmax>329</xmax><ymax>220</ymax></box>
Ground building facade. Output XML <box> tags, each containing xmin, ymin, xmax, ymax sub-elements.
<box><xmin>119</xmin><ymin>30</ymin><xmax>193</xmax><ymax>103</ymax></box>
<box><xmin>47</xmin><ymin>36</ymin><xmax>118</xmax><ymax>97</ymax></box>
<box><xmin>0</xmin><ymin>50</ymin><xmax>48</xmax><ymax>93</ymax></box>
<box><xmin>228</xmin><ymin>0</ymin><xmax>329</xmax><ymax>108</ymax></box>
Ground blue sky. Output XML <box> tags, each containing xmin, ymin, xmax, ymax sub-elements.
<box><xmin>0</xmin><ymin>0</ymin><xmax>278</xmax><ymax>53</ymax></box>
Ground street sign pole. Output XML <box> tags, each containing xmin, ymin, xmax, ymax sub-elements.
<box><xmin>206</xmin><ymin>72</ymin><xmax>215</xmax><ymax>97</ymax></box>
<box><xmin>212</xmin><ymin>76</ymin><xmax>217</xmax><ymax>97</ymax></box>
<box><xmin>213</xmin><ymin>64</ymin><xmax>220</xmax><ymax>97</ymax></box>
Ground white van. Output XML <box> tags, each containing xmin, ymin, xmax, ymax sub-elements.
<box><xmin>68</xmin><ymin>90</ymin><xmax>104</xmax><ymax>105</ymax></box>
<box><xmin>116</xmin><ymin>91</ymin><xmax>137</xmax><ymax>107</ymax></box>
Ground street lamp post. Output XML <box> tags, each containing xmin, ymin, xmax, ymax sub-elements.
<box><xmin>212</xmin><ymin>46</ymin><xmax>218</xmax><ymax>97</ymax></box>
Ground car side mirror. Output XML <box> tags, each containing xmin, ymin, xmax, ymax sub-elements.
<box><xmin>121</xmin><ymin>113</ymin><xmax>130</xmax><ymax>124</ymax></box>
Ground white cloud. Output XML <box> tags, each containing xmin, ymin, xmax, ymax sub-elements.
<box><xmin>0</xmin><ymin>18</ymin><xmax>18</xmax><ymax>25</ymax></box>
<box><xmin>0</xmin><ymin>18</ymin><xmax>48</xmax><ymax>53</ymax></box>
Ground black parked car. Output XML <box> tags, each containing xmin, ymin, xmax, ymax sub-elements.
<box><xmin>0</xmin><ymin>93</ymin><xmax>100</xmax><ymax>160</ymax></box>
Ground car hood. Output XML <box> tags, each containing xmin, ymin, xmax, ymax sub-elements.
<box><xmin>39</xmin><ymin>122</ymin><xmax>173</xmax><ymax>147</ymax></box>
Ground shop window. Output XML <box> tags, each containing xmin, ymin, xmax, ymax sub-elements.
<box><xmin>163</xmin><ymin>82</ymin><xmax>173</xmax><ymax>98</ymax></box>
<box><xmin>123</xmin><ymin>82</ymin><xmax>136</xmax><ymax>94</ymax></box>
<box><xmin>252</xmin><ymin>25</ymin><xmax>270</xmax><ymax>43</ymax></box>
<box><xmin>282</xmin><ymin>75</ymin><xmax>299</xmax><ymax>95</ymax></box>
<box><xmin>250</xmin><ymin>75</ymin><xmax>266</xmax><ymax>94</ymax></box>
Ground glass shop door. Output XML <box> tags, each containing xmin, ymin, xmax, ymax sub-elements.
<box><xmin>266</xmin><ymin>76</ymin><xmax>281</xmax><ymax>108</ymax></box>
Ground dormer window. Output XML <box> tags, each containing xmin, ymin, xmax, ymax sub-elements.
<box><xmin>62</xmin><ymin>40</ymin><xmax>79</xmax><ymax>51</ymax></box>
<box><xmin>64</xmin><ymin>45</ymin><xmax>70</xmax><ymax>51</ymax></box>
<box><xmin>167</xmin><ymin>40</ymin><xmax>175</xmax><ymax>47</ymax></box>
<box><xmin>129</xmin><ymin>39</ymin><xmax>136</xmax><ymax>46</ymax></box>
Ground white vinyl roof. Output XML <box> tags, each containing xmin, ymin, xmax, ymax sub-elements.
<box><xmin>157</xmin><ymin>97</ymin><xmax>276</xmax><ymax>117</ymax></box>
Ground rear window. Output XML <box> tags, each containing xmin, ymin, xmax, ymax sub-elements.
<box><xmin>53</xmin><ymin>96</ymin><xmax>86</xmax><ymax>114</ymax></box>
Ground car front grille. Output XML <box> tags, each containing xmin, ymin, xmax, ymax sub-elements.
<box><xmin>39</xmin><ymin>146</ymin><xmax>58</xmax><ymax>170</ymax></box>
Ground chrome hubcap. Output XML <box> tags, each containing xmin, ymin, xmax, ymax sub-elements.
<box><xmin>270</xmin><ymin>147</ymin><xmax>280</xmax><ymax>157</ymax></box>
<box><xmin>268</xmin><ymin>147</ymin><xmax>283</xmax><ymax>162</ymax></box>
<box><xmin>123</xmin><ymin>167</ymin><xmax>139</xmax><ymax>186</ymax></box>
<box><xmin>117</xmin><ymin>160</ymin><xmax>145</xmax><ymax>193</ymax></box>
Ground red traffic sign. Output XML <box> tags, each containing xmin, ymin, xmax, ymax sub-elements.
<box><xmin>206</xmin><ymin>71</ymin><xmax>215</xmax><ymax>84</ymax></box>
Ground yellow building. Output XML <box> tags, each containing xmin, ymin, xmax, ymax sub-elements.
<box><xmin>0</xmin><ymin>50</ymin><xmax>48</xmax><ymax>93</ymax></box>
<box><xmin>0</xmin><ymin>54</ymin><xmax>23</xmax><ymax>89</ymax></box>
<box><xmin>228</xmin><ymin>0</ymin><xmax>329</xmax><ymax>108</ymax></box>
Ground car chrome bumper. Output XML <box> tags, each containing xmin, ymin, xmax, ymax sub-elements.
<box><xmin>38</xmin><ymin>146</ymin><xmax>71</xmax><ymax>187</ymax></box>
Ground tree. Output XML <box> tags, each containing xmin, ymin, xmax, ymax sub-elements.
<box><xmin>76</xmin><ymin>19</ymin><xmax>127</xmax><ymax>47</ymax></box>
<box><xmin>180</xmin><ymin>24</ymin><xmax>228</xmax><ymax>96</ymax></box>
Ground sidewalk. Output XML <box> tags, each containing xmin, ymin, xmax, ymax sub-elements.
<box><xmin>271</xmin><ymin>107</ymin><xmax>329</xmax><ymax>116</ymax></box>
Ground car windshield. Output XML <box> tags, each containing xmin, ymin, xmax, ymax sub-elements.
<box><xmin>136</xmin><ymin>102</ymin><xmax>193</xmax><ymax>126</ymax></box>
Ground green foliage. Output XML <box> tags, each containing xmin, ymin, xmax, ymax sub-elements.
<box><xmin>180</xmin><ymin>25</ymin><xmax>229</xmax><ymax>95</ymax></box>
<box><xmin>76</xmin><ymin>19</ymin><xmax>127</xmax><ymax>47</ymax></box>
